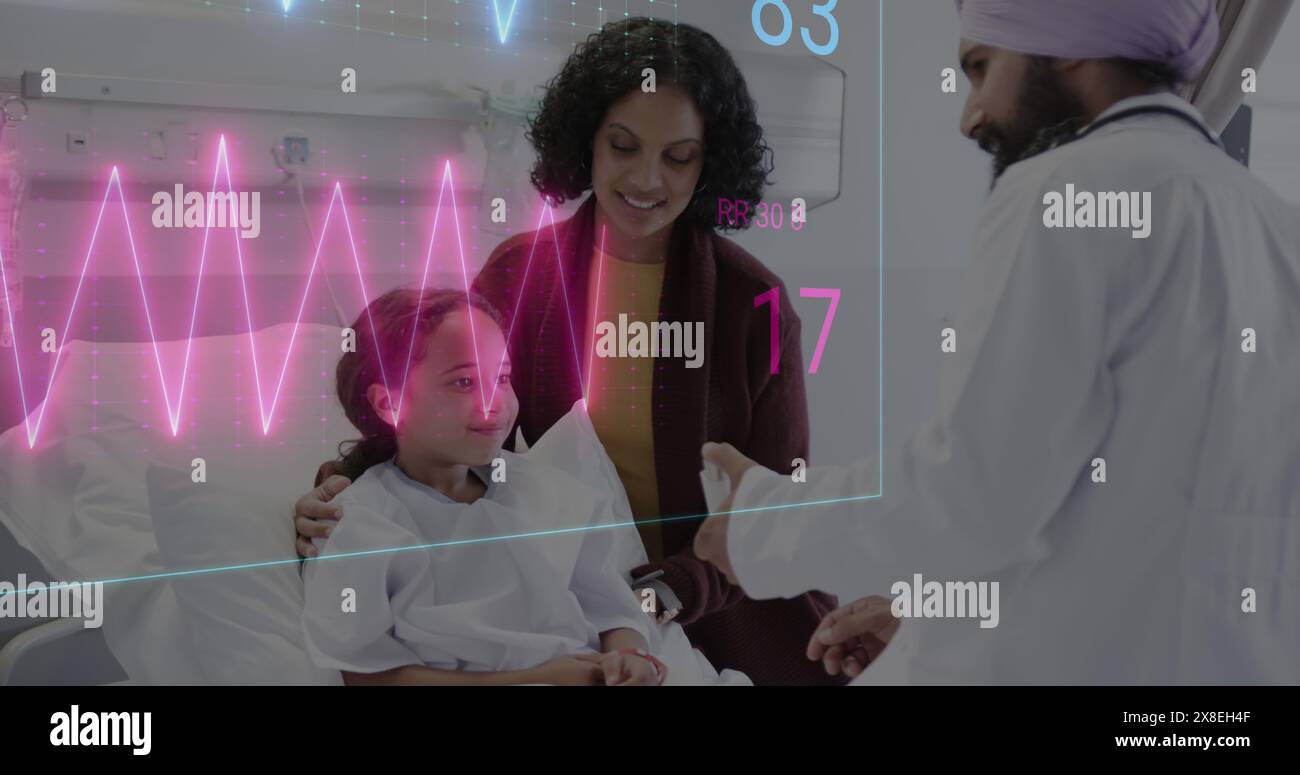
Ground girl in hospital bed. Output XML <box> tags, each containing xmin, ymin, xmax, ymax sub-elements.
<box><xmin>300</xmin><ymin>287</ymin><xmax>664</xmax><ymax>685</ymax></box>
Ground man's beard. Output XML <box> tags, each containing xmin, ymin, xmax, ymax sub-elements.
<box><xmin>975</xmin><ymin>57</ymin><xmax>1090</xmax><ymax>185</ymax></box>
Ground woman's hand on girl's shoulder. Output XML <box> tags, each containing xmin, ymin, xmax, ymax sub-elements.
<box><xmin>294</xmin><ymin>474</ymin><xmax>352</xmax><ymax>558</ymax></box>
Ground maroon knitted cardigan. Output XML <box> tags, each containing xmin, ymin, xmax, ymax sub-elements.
<box><xmin>470</xmin><ymin>197</ymin><xmax>845</xmax><ymax>685</ymax></box>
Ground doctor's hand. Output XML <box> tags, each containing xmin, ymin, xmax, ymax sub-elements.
<box><xmin>807</xmin><ymin>596</ymin><xmax>900</xmax><ymax>679</ymax></box>
<box><xmin>293</xmin><ymin>474</ymin><xmax>352</xmax><ymax>558</ymax></box>
<box><xmin>694</xmin><ymin>442</ymin><xmax>762</xmax><ymax>586</ymax></box>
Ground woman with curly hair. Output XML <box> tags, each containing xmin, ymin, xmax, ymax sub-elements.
<box><xmin>297</xmin><ymin>17</ymin><xmax>843</xmax><ymax>685</ymax></box>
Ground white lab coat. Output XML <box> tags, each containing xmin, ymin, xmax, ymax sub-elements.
<box><xmin>728</xmin><ymin>94</ymin><xmax>1300</xmax><ymax>684</ymax></box>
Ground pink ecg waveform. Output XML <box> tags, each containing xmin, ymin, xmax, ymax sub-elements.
<box><xmin>0</xmin><ymin>135</ymin><xmax>585</xmax><ymax>448</ymax></box>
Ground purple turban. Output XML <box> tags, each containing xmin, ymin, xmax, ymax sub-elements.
<box><xmin>956</xmin><ymin>0</ymin><xmax>1221</xmax><ymax>81</ymax></box>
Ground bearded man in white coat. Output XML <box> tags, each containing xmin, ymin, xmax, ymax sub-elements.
<box><xmin>696</xmin><ymin>0</ymin><xmax>1300</xmax><ymax>684</ymax></box>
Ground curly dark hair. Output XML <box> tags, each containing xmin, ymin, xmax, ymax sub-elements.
<box><xmin>527</xmin><ymin>17</ymin><xmax>773</xmax><ymax>233</ymax></box>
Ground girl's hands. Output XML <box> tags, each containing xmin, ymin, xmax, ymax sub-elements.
<box><xmin>599</xmin><ymin>651</ymin><xmax>662</xmax><ymax>686</ymax></box>
<box><xmin>533</xmin><ymin>654</ymin><xmax>605</xmax><ymax>686</ymax></box>
<box><xmin>532</xmin><ymin>652</ymin><xmax>662</xmax><ymax>685</ymax></box>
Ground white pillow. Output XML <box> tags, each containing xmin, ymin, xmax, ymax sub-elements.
<box><xmin>523</xmin><ymin>400</ymin><xmax>648</xmax><ymax>573</ymax></box>
<box><xmin>0</xmin><ymin>323</ymin><xmax>355</xmax><ymax>683</ymax></box>
<box><xmin>147</xmin><ymin>463</ymin><xmax>340</xmax><ymax>685</ymax></box>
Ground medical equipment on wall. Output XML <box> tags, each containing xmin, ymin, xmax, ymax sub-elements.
<box><xmin>0</xmin><ymin>94</ymin><xmax>28</xmax><ymax>349</ymax></box>
<box><xmin>271</xmin><ymin>130</ymin><xmax>350</xmax><ymax>328</ymax></box>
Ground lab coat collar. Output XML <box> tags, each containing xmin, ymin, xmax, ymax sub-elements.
<box><xmin>1081</xmin><ymin>91</ymin><xmax>1219</xmax><ymax>143</ymax></box>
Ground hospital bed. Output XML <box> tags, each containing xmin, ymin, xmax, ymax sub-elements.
<box><xmin>0</xmin><ymin>324</ymin><xmax>356</xmax><ymax>685</ymax></box>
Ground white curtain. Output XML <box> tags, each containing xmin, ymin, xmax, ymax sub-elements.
<box><xmin>1182</xmin><ymin>0</ymin><xmax>1295</xmax><ymax>132</ymax></box>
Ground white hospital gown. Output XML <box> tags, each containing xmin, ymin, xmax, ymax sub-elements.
<box><xmin>301</xmin><ymin>451</ymin><xmax>651</xmax><ymax>676</ymax></box>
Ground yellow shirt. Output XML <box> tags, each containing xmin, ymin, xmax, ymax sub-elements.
<box><xmin>584</xmin><ymin>247</ymin><xmax>666</xmax><ymax>562</ymax></box>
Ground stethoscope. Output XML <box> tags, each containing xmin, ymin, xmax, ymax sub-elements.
<box><xmin>1073</xmin><ymin>104</ymin><xmax>1225</xmax><ymax>151</ymax></box>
